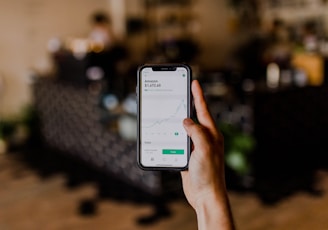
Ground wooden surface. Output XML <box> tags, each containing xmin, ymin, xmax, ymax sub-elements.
<box><xmin>1</xmin><ymin>153</ymin><xmax>328</xmax><ymax>230</ymax></box>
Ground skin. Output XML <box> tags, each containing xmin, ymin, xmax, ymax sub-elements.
<box><xmin>181</xmin><ymin>80</ymin><xmax>235</xmax><ymax>230</ymax></box>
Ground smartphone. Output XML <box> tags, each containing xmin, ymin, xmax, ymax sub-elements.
<box><xmin>137</xmin><ymin>64</ymin><xmax>192</xmax><ymax>170</ymax></box>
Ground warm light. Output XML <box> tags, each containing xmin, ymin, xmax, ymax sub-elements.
<box><xmin>68</xmin><ymin>38</ymin><xmax>89</xmax><ymax>59</ymax></box>
<box><xmin>267</xmin><ymin>63</ymin><xmax>280</xmax><ymax>89</ymax></box>
<box><xmin>292</xmin><ymin>53</ymin><xmax>324</xmax><ymax>86</ymax></box>
<box><xmin>89</xmin><ymin>41</ymin><xmax>105</xmax><ymax>53</ymax></box>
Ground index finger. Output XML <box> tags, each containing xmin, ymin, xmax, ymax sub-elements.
<box><xmin>192</xmin><ymin>80</ymin><xmax>219</xmax><ymax>138</ymax></box>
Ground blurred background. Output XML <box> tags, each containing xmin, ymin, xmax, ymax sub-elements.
<box><xmin>2</xmin><ymin>0</ymin><xmax>328</xmax><ymax>229</ymax></box>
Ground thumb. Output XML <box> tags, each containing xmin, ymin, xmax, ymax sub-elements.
<box><xmin>183</xmin><ymin>118</ymin><xmax>196</xmax><ymax>136</ymax></box>
<box><xmin>183</xmin><ymin>118</ymin><xmax>208</xmax><ymax>149</ymax></box>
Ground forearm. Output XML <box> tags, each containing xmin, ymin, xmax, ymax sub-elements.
<box><xmin>195</xmin><ymin>191</ymin><xmax>235</xmax><ymax>230</ymax></box>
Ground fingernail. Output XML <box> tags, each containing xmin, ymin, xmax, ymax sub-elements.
<box><xmin>183</xmin><ymin>118</ymin><xmax>194</xmax><ymax>125</ymax></box>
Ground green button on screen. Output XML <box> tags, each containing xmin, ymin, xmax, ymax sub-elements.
<box><xmin>162</xmin><ymin>149</ymin><xmax>184</xmax><ymax>155</ymax></box>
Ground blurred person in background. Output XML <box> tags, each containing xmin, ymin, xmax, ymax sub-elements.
<box><xmin>87</xmin><ymin>11</ymin><xmax>128</xmax><ymax>97</ymax></box>
<box><xmin>89</xmin><ymin>11</ymin><xmax>116</xmax><ymax>51</ymax></box>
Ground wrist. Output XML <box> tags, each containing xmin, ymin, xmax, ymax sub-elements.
<box><xmin>194</xmin><ymin>188</ymin><xmax>234</xmax><ymax>230</ymax></box>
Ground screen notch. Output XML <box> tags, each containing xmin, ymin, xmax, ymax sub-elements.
<box><xmin>152</xmin><ymin>66</ymin><xmax>177</xmax><ymax>71</ymax></box>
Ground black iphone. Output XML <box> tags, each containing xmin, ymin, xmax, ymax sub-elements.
<box><xmin>137</xmin><ymin>64</ymin><xmax>192</xmax><ymax>170</ymax></box>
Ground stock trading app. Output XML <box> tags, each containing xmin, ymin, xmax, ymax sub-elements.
<box><xmin>139</xmin><ymin>67</ymin><xmax>189</xmax><ymax>168</ymax></box>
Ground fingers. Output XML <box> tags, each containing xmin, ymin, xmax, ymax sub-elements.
<box><xmin>191</xmin><ymin>80</ymin><xmax>218</xmax><ymax>138</ymax></box>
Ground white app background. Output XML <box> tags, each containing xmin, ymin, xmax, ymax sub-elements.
<box><xmin>140</xmin><ymin>67</ymin><xmax>188</xmax><ymax>167</ymax></box>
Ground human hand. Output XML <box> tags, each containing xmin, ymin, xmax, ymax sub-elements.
<box><xmin>181</xmin><ymin>80</ymin><xmax>234</xmax><ymax>229</ymax></box>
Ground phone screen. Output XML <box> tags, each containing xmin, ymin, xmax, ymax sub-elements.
<box><xmin>137</xmin><ymin>64</ymin><xmax>191</xmax><ymax>170</ymax></box>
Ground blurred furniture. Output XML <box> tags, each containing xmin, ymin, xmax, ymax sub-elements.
<box><xmin>253</xmin><ymin>85</ymin><xmax>328</xmax><ymax>201</ymax></box>
<box><xmin>33</xmin><ymin>77</ymin><xmax>172</xmax><ymax>195</ymax></box>
<box><xmin>254</xmin><ymin>85</ymin><xmax>328</xmax><ymax>174</ymax></box>
<box><xmin>202</xmin><ymin>69</ymin><xmax>328</xmax><ymax>200</ymax></box>
<box><xmin>53</xmin><ymin>51</ymin><xmax>88</xmax><ymax>86</ymax></box>
<box><xmin>52</xmin><ymin>44</ymin><xmax>130</xmax><ymax>98</ymax></box>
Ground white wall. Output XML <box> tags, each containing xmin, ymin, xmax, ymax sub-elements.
<box><xmin>0</xmin><ymin>0</ymin><xmax>108</xmax><ymax>118</ymax></box>
<box><xmin>192</xmin><ymin>0</ymin><xmax>237</xmax><ymax>70</ymax></box>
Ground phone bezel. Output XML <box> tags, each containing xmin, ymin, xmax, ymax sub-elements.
<box><xmin>137</xmin><ymin>63</ymin><xmax>192</xmax><ymax>171</ymax></box>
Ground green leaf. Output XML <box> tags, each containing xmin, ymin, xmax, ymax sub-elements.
<box><xmin>225</xmin><ymin>149</ymin><xmax>250</xmax><ymax>175</ymax></box>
